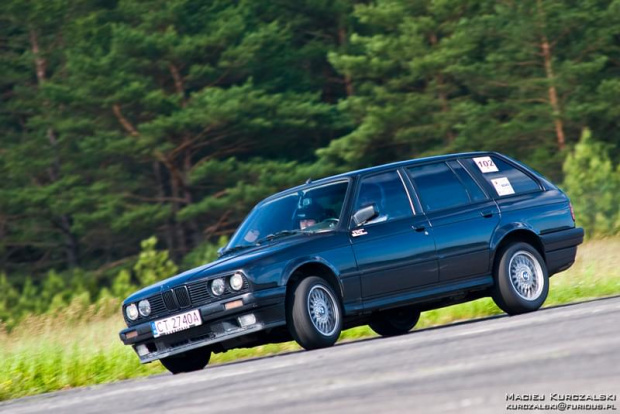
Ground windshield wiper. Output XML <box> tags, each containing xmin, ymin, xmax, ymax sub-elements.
<box><xmin>255</xmin><ymin>230</ymin><xmax>301</xmax><ymax>245</ymax></box>
<box><xmin>220</xmin><ymin>244</ymin><xmax>255</xmax><ymax>256</ymax></box>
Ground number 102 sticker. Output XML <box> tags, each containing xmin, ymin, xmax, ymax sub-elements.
<box><xmin>473</xmin><ymin>156</ymin><xmax>499</xmax><ymax>173</ymax></box>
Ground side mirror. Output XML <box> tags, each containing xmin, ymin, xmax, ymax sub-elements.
<box><xmin>217</xmin><ymin>247</ymin><xmax>225</xmax><ymax>257</ymax></box>
<box><xmin>352</xmin><ymin>204</ymin><xmax>379</xmax><ymax>227</ymax></box>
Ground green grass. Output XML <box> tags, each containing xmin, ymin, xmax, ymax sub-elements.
<box><xmin>1</xmin><ymin>238</ymin><xmax>619</xmax><ymax>401</ymax></box>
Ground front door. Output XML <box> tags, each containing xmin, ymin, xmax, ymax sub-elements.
<box><xmin>349</xmin><ymin>170</ymin><xmax>438</xmax><ymax>300</ymax></box>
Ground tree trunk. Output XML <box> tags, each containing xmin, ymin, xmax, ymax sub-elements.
<box><xmin>153</xmin><ymin>161</ymin><xmax>175</xmax><ymax>252</ymax></box>
<box><xmin>182</xmin><ymin>144</ymin><xmax>202</xmax><ymax>246</ymax></box>
<box><xmin>30</xmin><ymin>28</ymin><xmax>80</xmax><ymax>267</ymax></box>
<box><xmin>536</xmin><ymin>0</ymin><xmax>566</xmax><ymax>151</ymax></box>
<box><xmin>169</xmin><ymin>165</ymin><xmax>187</xmax><ymax>259</ymax></box>
<box><xmin>338</xmin><ymin>26</ymin><xmax>354</xmax><ymax>97</ymax></box>
<box><xmin>429</xmin><ymin>33</ymin><xmax>455</xmax><ymax>145</ymax></box>
<box><xmin>169</xmin><ymin>63</ymin><xmax>187</xmax><ymax>107</ymax></box>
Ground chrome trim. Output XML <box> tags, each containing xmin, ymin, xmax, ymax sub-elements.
<box><xmin>397</xmin><ymin>169</ymin><xmax>416</xmax><ymax>215</ymax></box>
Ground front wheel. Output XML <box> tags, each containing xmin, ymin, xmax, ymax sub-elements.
<box><xmin>492</xmin><ymin>242</ymin><xmax>549</xmax><ymax>315</ymax></box>
<box><xmin>160</xmin><ymin>347</ymin><xmax>211</xmax><ymax>374</ymax></box>
<box><xmin>369</xmin><ymin>306</ymin><xmax>420</xmax><ymax>337</ymax></box>
<box><xmin>287</xmin><ymin>276</ymin><xmax>343</xmax><ymax>350</ymax></box>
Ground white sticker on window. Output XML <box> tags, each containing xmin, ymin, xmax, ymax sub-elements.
<box><xmin>491</xmin><ymin>177</ymin><xmax>515</xmax><ymax>196</ymax></box>
<box><xmin>473</xmin><ymin>156</ymin><xmax>499</xmax><ymax>173</ymax></box>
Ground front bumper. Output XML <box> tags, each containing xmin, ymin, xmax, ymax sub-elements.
<box><xmin>119</xmin><ymin>286</ymin><xmax>286</xmax><ymax>363</ymax></box>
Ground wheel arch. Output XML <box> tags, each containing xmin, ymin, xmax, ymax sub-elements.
<box><xmin>283</xmin><ymin>259</ymin><xmax>343</xmax><ymax>311</ymax></box>
<box><xmin>491</xmin><ymin>228</ymin><xmax>546</xmax><ymax>273</ymax></box>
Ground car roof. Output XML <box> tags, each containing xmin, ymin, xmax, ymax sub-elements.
<box><xmin>259</xmin><ymin>151</ymin><xmax>499</xmax><ymax>204</ymax></box>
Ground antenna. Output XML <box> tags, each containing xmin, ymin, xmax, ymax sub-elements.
<box><xmin>305</xmin><ymin>177</ymin><xmax>312</xmax><ymax>184</ymax></box>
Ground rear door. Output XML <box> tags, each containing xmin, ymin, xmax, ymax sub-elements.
<box><xmin>348</xmin><ymin>170</ymin><xmax>438</xmax><ymax>300</ymax></box>
<box><xmin>406</xmin><ymin>160</ymin><xmax>500</xmax><ymax>283</ymax></box>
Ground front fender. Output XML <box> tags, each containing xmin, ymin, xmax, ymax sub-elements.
<box><xmin>280</xmin><ymin>256</ymin><xmax>343</xmax><ymax>291</ymax></box>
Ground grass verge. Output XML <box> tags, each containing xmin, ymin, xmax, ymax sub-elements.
<box><xmin>1</xmin><ymin>238</ymin><xmax>619</xmax><ymax>401</ymax></box>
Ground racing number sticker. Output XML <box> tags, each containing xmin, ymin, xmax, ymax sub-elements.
<box><xmin>473</xmin><ymin>156</ymin><xmax>499</xmax><ymax>173</ymax></box>
<box><xmin>491</xmin><ymin>177</ymin><xmax>515</xmax><ymax>196</ymax></box>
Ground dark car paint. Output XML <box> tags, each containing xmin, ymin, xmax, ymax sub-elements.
<box><xmin>120</xmin><ymin>151</ymin><xmax>584</xmax><ymax>362</ymax></box>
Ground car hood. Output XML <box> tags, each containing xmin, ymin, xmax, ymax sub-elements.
<box><xmin>123</xmin><ymin>232</ymin><xmax>314</xmax><ymax>303</ymax></box>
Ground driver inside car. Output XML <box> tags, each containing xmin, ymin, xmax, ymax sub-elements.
<box><xmin>296</xmin><ymin>202</ymin><xmax>326</xmax><ymax>230</ymax></box>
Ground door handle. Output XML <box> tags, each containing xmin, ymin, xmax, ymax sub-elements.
<box><xmin>480</xmin><ymin>210</ymin><xmax>494</xmax><ymax>218</ymax></box>
<box><xmin>412</xmin><ymin>225</ymin><xmax>426</xmax><ymax>232</ymax></box>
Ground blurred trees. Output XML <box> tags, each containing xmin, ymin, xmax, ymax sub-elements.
<box><xmin>563</xmin><ymin>129</ymin><xmax>620</xmax><ymax>237</ymax></box>
<box><xmin>1</xmin><ymin>0</ymin><xmax>620</xmax><ymax>278</ymax></box>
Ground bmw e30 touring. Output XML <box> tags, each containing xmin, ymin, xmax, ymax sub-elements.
<box><xmin>119</xmin><ymin>152</ymin><xmax>584</xmax><ymax>374</ymax></box>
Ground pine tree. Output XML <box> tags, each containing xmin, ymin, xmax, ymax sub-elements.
<box><xmin>563</xmin><ymin>128</ymin><xmax>620</xmax><ymax>236</ymax></box>
<box><xmin>320</xmin><ymin>0</ymin><xmax>493</xmax><ymax>168</ymax></box>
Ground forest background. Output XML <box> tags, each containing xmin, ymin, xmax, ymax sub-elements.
<box><xmin>1</xmin><ymin>0</ymin><xmax>620</xmax><ymax>400</ymax></box>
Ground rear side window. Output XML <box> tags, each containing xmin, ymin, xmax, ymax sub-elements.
<box><xmin>465</xmin><ymin>156</ymin><xmax>540</xmax><ymax>196</ymax></box>
<box><xmin>407</xmin><ymin>162</ymin><xmax>472</xmax><ymax>212</ymax></box>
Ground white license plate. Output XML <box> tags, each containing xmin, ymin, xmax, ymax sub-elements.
<box><xmin>151</xmin><ymin>309</ymin><xmax>202</xmax><ymax>338</ymax></box>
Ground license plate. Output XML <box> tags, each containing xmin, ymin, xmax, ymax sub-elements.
<box><xmin>151</xmin><ymin>309</ymin><xmax>202</xmax><ymax>338</ymax></box>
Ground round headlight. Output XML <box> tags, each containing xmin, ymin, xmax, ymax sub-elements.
<box><xmin>138</xmin><ymin>299</ymin><xmax>151</xmax><ymax>317</ymax></box>
<box><xmin>230</xmin><ymin>273</ymin><xmax>244</xmax><ymax>291</ymax></box>
<box><xmin>125</xmin><ymin>303</ymin><xmax>139</xmax><ymax>321</ymax></box>
<box><xmin>211</xmin><ymin>278</ymin><xmax>225</xmax><ymax>296</ymax></box>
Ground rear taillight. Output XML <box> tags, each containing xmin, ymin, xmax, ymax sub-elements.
<box><xmin>569</xmin><ymin>202</ymin><xmax>576</xmax><ymax>222</ymax></box>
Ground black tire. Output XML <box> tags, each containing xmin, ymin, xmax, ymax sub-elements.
<box><xmin>369</xmin><ymin>306</ymin><xmax>420</xmax><ymax>337</ymax></box>
<box><xmin>492</xmin><ymin>242</ymin><xmax>549</xmax><ymax>315</ymax></box>
<box><xmin>160</xmin><ymin>347</ymin><xmax>211</xmax><ymax>374</ymax></box>
<box><xmin>287</xmin><ymin>276</ymin><xmax>343</xmax><ymax>350</ymax></box>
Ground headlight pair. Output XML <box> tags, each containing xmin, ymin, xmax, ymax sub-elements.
<box><xmin>125</xmin><ymin>299</ymin><xmax>151</xmax><ymax>321</ymax></box>
<box><xmin>210</xmin><ymin>272</ymin><xmax>245</xmax><ymax>296</ymax></box>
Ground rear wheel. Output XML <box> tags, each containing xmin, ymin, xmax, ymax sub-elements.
<box><xmin>492</xmin><ymin>242</ymin><xmax>549</xmax><ymax>315</ymax></box>
<box><xmin>287</xmin><ymin>276</ymin><xmax>343</xmax><ymax>350</ymax></box>
<box><xmin>160</xmin><ymin>347</ymin><xmax>211</xmax><ymax>374</ymax></box>
<box><xmin>369</xmin><ymin>306</ymin><xmax>420</xmax><ymax>337</ymax></box>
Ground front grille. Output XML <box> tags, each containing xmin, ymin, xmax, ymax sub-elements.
<box><xmin>174</xmin><ymin>286</ymin><xmax>191</xmax><ymax>308</ymax></box>
<box><xmin>188</xmin><ymin>281</ymin><xmax>211</xmax><ymax>304</ymax></box>
<box><xmin>162</xmin><ymin>290</ymin><xmax>178</xmax><ymax>311</ymax></box>
<box><xmin>126</xmin><ymin>273</ymin><xmax>251</xmax><ymax>326</ymax></box>
<box><xmin>149</xmin><ymin>294</ymin><xmax>166</xmax><ymax>315</ymax></box>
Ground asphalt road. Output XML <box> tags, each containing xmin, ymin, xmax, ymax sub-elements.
<box><xmin>3</xmin><ymin>297</ymin><xmax>620</xmax><ymax>414</ymax></box>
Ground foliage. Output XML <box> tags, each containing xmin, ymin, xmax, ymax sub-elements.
<box><xmin>2</xmin><ymin>0</ymin><xmax>620</xmax><ymax>401</ymax></box>
<box><xmin>133</xmin><ymin>237</ymin><xmax>178</xmax><ymax>287</ymax></box>
<box><xmin>182</xmin><ymin>235</ymin><xmax>229</xmax><ymax>269</ymax></box>
<box><xmin>0</xmin><ymin>236</ymin><xmax>214</xmax><ymax>331</ymax></box>
<box><xmin>562</xmin><ymin>128</ymin><xmax>620</xmax><ymax>236</ymax></box>
<box><xmin>1</xmin><ymin>0</ymin><xmax>620</xmax><ymax>274</ymax></box>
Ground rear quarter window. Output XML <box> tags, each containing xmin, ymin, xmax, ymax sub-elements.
<box><xmin>464</xmin><ymin>156</ymin><xmax>541</xmax><ymax>197</ymax></box>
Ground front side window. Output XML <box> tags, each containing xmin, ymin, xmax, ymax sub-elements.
<box><xmin>353</xmin><ymin>171</ymin><xmax>413</xmax><ymax>225</ymax></box>
<box><xmin>407</xmin><ymin>162</ymin><xmax>472</xmax><ymax>212</ymax></box>
<box><xmin>227</xmin><ymin>181</ymin><xmax>349</xmax><ymax>250</ymax></box>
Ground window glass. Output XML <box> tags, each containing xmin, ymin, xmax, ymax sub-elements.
<box><xmin>227</xmin><ymin>181</ymin><xmax>349</xmax><ymax>248</ymax></box>
<box><xmin>466</xmin><ymin>157</ymin><xmax>540</xmax><ymax>196</ymax></box>
<box><xmin>407</xmin><ymin>163</ymin><xmax>471</xmax><ymax>212</ymax></box>
<box><xmin>354</xmin><ymin>171</ymin><xmax>412</xmax><ymax>224</ymax></box>
<box><xmin>447</xmin><ymin>160</ymin><xmax>487</xmax><ymax>203</ymax></box>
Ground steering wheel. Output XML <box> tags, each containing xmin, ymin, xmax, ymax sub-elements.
<box><xmin>322</xmin><ymin>218</ymin><xmax>339</xmax><ymax>228</ymax></box>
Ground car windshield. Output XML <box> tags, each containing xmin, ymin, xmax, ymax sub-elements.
<box><xmin>226</xmin><ymin>180</ymin><xmax>349</xmax><ymax>251</ymax></box>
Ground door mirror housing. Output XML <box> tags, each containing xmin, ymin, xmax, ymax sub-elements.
<box><xmin>353</xmin><ymin>204</ymin><xmax>379</xmax><ymax>227</ymax></box>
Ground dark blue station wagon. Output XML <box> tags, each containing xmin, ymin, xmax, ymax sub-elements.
<box><xmin>119</xmin><ymin>152</ymin><xmax>584</xmax><ymax>374</ymax></box>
